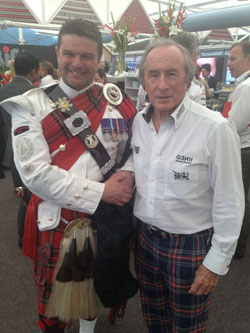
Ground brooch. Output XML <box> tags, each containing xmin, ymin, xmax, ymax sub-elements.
<box><xmin>103</xmin><ymin>83</ymin><xmax>123</xmax><ymax>106</ymax></box>
<box><xmin>56</xmin><ymin>97</ymin><xmax>73</xmax><ymax>112</ymax></box>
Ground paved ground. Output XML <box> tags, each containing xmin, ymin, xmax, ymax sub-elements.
<box><xmin>0</xmin><ymin>170</ymin><xmax>249</xmax><ymax>333</ymax></box>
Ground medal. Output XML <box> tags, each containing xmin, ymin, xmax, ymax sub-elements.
<box><xmin>111</xmin><ymin>131</ymin><xmax>118</xmax><ymax>142</ymax></box>
<box><xmin>101</xmin><ymin>118</ymin><xmax>112</xmax><ymax>141</ymax></box>
<box><xmin>103</xmin><ymin>132</ymin><xmax>112</xmax><ymax>142</ymax></box>
<box><xmin>122</xmin><ymin>132</ymin><xmax>128</xmax><ymax>141</ymax></box>
<box><xmin>120</xmin><ymin>118</ymin><xmax>128</xmax><ymax>141</ymax></box>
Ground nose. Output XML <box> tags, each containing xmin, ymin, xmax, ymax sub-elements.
<box><xmin>158</xmin><ymin>75</ymin><xmax>169</xmax><ymax>90</ymax></box>
<box><xmin>72</xmin><ymin>55</ymin><xmax>82</xmax><ymax>67</ymax></box>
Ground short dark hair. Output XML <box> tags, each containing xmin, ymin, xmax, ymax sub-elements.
<box><xmin>14</xmin><ymin>51</ymin><xmax>40</xmax><ymax>76</ymax></box>
<box><xmin>201</xmin><ymin>63</ymin><xmax>211</xmax><ymax>73</ymax></box>
<box><xmin>57</xmin><ymin>19</ymin><xmax>103</xmax><ymax>60</ymax></box>
<box><xmin>97</xmin><ymin>68</ymin><xmax>106</xmax><ymax>79</ymax></box>
<box><xmin>230</xmin><ymin>41</ymin><xmax>250</xmax><ymax>58</ymax></box>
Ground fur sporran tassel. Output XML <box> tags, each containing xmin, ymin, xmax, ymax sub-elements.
<box><xmin>46</xmin><ymin>218</ymin><xmax>102</xmax><ymax>322</ymax></box>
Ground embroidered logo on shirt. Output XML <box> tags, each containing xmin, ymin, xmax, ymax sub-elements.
<box><xmin>172</xmin><ymin>170</ymin><xmax>190</xmax><ymax>180</ymax></box>
<box><xmin>14</xmin><ymin>126</ymin><xmax>30</xmax><ymax>136</ymax></box>
<box><xmin>176</xmin><ymin>104</ymin><xmax>185</xmax><ymax>119</ymax></box>
<box><xmin>134</xmin><ymin>147</ymin><xmax>140</xmax><ymax>154</ymax></box>
<box><xmin>176</xmin><ymin>155</ymin><xmax>193</xmax><ymax>164</ymax></box>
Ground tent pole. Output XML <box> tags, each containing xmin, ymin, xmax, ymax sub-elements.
<box><xmin>18</xmin><ymin>27</ymin><xmax>25</xmax><ymax>45</ymax></box>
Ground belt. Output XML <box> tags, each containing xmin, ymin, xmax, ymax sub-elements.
<box><xmin>147</xmin><ymin>225</ymin><xmax>177</xmax><ymax>238</ymax></box>
<box><xmin>144</xmin><ymin>223</ymin><xmax>213</xmax><ymax>239</ymax></box>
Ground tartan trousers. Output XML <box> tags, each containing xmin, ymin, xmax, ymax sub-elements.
<box><xmin>135</xmin><ymin>221</ymin><xmax>213</xmax><ymax>333</ymax></box>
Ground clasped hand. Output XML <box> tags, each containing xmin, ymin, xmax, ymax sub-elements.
<box><xmin>102</xmin><ymin>171</ymin><xmax>134</xmax><ymax>206</ymax></box>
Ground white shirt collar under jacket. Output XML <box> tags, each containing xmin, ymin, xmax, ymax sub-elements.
<box><xmin>59</xmin><ymin>79</ymin><xmax>94</xmax><ymax>99</ymax></box>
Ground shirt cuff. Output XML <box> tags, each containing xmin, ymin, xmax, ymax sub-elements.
<box><xmin>202</xmin><ymin>246</ymin><xmax>233</xmax><ymax>275</ymax></box>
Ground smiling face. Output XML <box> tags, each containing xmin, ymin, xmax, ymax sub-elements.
<box><xmin>56</xmin><ymin>34</ymin><xmax>100</xmax><ymax>91</ymax></box>
<box><xmin>228</xmin><ymin>45</ymin><xmax>250</xmax><ymax>79</ymax></box>
<box><xmin>144</xmin><ymin>45</ymin><xmax>189</xmax><ymax>116</ymax></box>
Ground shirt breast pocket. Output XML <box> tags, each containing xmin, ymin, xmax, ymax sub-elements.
<box><xmin>165</xmin><ymin>164</ymin><xmax>201</xmax><ymax>199</ymax></box>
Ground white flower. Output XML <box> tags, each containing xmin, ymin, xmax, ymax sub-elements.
<box><xmin>169</xmin><ymin>25</ymin><xmax>182</xmax><ymax>36</ymax></box>
<box><xmin>163</xmin><ymin>14</ymin><xmax>170</xmax><ymax>24</ymax></box>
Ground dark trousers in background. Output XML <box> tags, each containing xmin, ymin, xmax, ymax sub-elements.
<box><xmin>235</xmin><ymin>147</ymin><xmax>250</xmax><ymax>257</ymax></box>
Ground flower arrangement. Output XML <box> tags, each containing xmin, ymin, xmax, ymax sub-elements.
<box><xmin>105</xmin><ymin>13</ymin><xmax>137</xmax><ymax>75</ymax></box>
<box><xmin>152</xmin><ymin>0</ymin><xmax>186</xmax><ymax>40</ymax></box>
<box><xmin>0</xmin><ymin>46</ymin><xmax>14</xmax><ymax>85</ymax></box>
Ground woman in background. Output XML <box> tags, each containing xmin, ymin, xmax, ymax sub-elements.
<box><xmin>40</xmin><ymin>61</ymin><xmax>59</xmax><ymax>87</ymax></box>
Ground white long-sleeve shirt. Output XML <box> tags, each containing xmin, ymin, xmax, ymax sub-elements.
<box><xmin>1</xmin><ymin>80</ymin><xmax>134</xmax><ymax>218</ymax></box>
<box><xmin>132</xmin><ymin>93</ymin><xmax>244</xmax><ymax>275</ymax></box>
<box><xmin>228</xmin><ymin>70</ymin><xmax>250</xmax><ymax>149</ymax></box>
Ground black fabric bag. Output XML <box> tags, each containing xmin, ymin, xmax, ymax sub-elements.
<box><xmin>93</xmin><ymin>198</ymin><xmax>138</xmax><ymax>308</ymax></box>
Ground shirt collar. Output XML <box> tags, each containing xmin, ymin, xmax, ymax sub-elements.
<box><xmin>142</xmin><ymin>93</ymin><xmax>190</xmax><ymax>130</ymax></box>
<box><xmin>59</xmin><ymin>79</ymin><xmax>94</xmax><ymax>99</ymax></box>
<box><xmin>235</xmin><ymin>70</ymin><xmax>250</xmax><ymax>85</ymax></box>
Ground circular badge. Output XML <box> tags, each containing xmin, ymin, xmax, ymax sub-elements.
<box><xmin>84</xmin><ymin>134</ymin><xmax>98</xmax><ymax>149</ymax></box>
<box><xmin>103</xmin><ymin>83</ymin><xmax>123</xmax><ymax>106</ymax></box>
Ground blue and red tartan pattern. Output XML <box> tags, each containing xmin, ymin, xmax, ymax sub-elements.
<box><xmin>135</xmin><ymin>221</ymin><xmax>213</xmax><ymax>333</ymax></box>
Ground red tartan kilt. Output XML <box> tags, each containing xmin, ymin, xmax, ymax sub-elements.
<box><xmin>34</xmin><ymin>220</ymin><xmax>66</xmax><ymax>317</ymax></box>
<box><xmin>34</xmin><ymin>206</ymin><xmax>88</xmax><ymax>318</ymax></box>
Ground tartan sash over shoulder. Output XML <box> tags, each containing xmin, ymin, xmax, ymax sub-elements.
<box><xmin>41</xmin><ymin>84</ymin><xmax>135</xmax><ymax>170</ymax></box>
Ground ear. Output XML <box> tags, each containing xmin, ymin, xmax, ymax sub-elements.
<box><xmin>247</xmin><ymin>54</ymin><xmax>250</xmax><ymax>67</ymax></box>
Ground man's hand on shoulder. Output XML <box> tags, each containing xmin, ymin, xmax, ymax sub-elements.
<box><xmin>189</xmin><ymin>264</ymin><xmax>219</xmax><ymax>296</ymax></box>
<box><xmin>102</xmin><ymin>172</ymin><xmax>133</xmax><ymax>206</ymax></box>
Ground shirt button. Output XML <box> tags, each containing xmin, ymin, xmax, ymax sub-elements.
<box><xmin>153</xmin><ymin>156</ymin><xmax>158</xmax><ymax>160</ymax></box>
<box><xmin>107</xmin><ymin>105</ymin><xmax>113</xmax><ymax>111</ymax></box>
<box><xmin>37</xmin><ymin>220</ymin><xmax>40</xmax><ymax>224</ymax></box>
<box><xmin>59</xmin><ymin>144</ymin><xmax>66</xmax><ymax>151</ymax></box>
<box><xmin>83</xmin><ymin>185</ymin><xmax>88</xmax><ymax>190</ymax></box>
<box><xmin>75</xmin><ymin>193</ymin><xmax>80</xmax><ymax>199</ymax></box>
<box><xmin>151</xmin><ymin>178</ymin><xmax>155</xmax><ymax>182</ymax></box>
<box><xmin>48</xmin><ymin>217</ymin><xmax>53</xmax><ymax>221</ymax></box>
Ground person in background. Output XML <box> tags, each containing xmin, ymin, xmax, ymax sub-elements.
<box><xmin>201</xmin><ymin>63</ymin><xmax>218</xmax><ymax>90</ymax></box>
<box><xmin>1</xmin><ymin>19</ymin><xmax>136</xmax><ymax>333</ymax></box>
<box><xmin>40</xmin><ymin>60</ymin><xmax>59</xmax><ymax>87</ymax></box>
<box><xmin>195</xmin><ymin>64</ymin><xmax>212</xmax><ymax>103</ymax></box>
<box><xmin>0</xmin><ymin>51</ymin><xmax>40</xmax><ymax>245</ymax></box>
<box><xmin>172</xmin><ymin>31</ymin><xmax>206</xmax><ymax>106</ymax></box>
<box><xmin>132</xmin><ymin>38</ymin><xmax>244</xmax><ymax>333</ymax></box>
<box><xmin>94</xmin><ymin>67</ymin><xmax>106</xmax><ymax>85</ymax></box>
<box><xmin>227</xmin><ymin>41</ymin><xmax>250</xmax><ymax>259</ymax></box>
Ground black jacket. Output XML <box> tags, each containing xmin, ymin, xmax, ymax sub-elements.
<box><xmin>0</xmin><ymin>77</ymin><xmax>35</xmax><ymax>187</ymax></box>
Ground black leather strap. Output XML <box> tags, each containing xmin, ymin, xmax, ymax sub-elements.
<box><xmin>44</xmin><ymin>85</ymin><xmax>116</xmax><ymax>179</ymax></box>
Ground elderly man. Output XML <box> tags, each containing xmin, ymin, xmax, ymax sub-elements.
<box><xmin>227</xmin><ymin>41</ymin><xmax>250</xmax><ymax>259</ymax></box>
<box><xmin>132</xmin><ymin>39</ymin><xmax>244</xmax><ymax>333</ymax></box>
